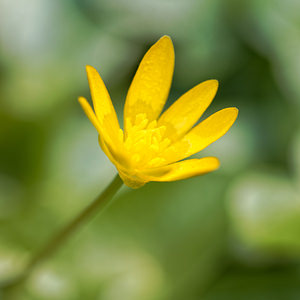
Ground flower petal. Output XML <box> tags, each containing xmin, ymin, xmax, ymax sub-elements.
<box><xmin>85</xmin><ymin>65</ymin><xmax>121</xmax><ymax>144</ymax></box>
<box><xmin>99</xmin><ymin>136</ymin><xmax>145</xmax><ymax>189</ymax></box>
<box><xmin>124</xmin><ymin>36</ymin><xmax>174</xmax><ymax>132</ymax></box>
<box><xmin>158</xmin><ymin>80</ymin><xmax>219</xmax><ymax>142</ymax></box>
<box><xmin>161</xmin><ymin>107</ymin><xmax>239</xmax><ymax>164</ymax></box>
<box><xmin>143</xmin><ymin>157</ymin><xmax>220</xmax><ymax>182</ymax></box>
<box><xmin>98</xmin><ymin>134</ymin><xmax>121</xmax><ymax>166</ymax></box>
<box><xmin>78</xmin><ymin>96</ymin><xmax>118</xmax><ymax>147</ymax></box>
<box><xmin>98</xmin><ymin>135</ymin><xmax>133</xmax><ymax>172</ymax></box>
<box><xmin>78</xmin><ymin>96</ymin><xmax>103</xmax><ymax>135</ymax></box>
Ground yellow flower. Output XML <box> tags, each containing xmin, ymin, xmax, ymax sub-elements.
<box><xmin>79</xmin><ymin>36</ymin><xmax>238</xmax><ymax>188</ymax></box>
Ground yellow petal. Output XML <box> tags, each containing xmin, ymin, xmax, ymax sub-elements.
<box><xmin>99</xmin><ymin>136</ymin><xmax>144</xmax><ymax>189</ymax></box>
<box><xmin>86</xmin><ymin>65</ymin><xmax>121</xmax><ymax>144</ymax></box>
<box><xmin>124</xmin><ymin>36</ymin><xmax>174</xmax><ymax>133</ymax></box>
<box><xmin>162</xmin><ymin>107</ymin><xmax>239</xmax><ymax>164</ymax></box>
<box><xmin>78</xmin><ymin>96</ymin><xmax>103</xmax><ymax>135</ymax></box>
<box><xmin>158</xmin><ymin>80</ymin><xmax>218</xmax><ymax>142</ymax></box>
<box><xmin>118</xmin><ymin>172</ymin><xmax>147</xmax><ymax>189</ymax></box>
<box><xmin>98</xmin><ymin>135</ymin><xmax>131</xmax><ymax>172</ymax></box>
<box><xmin>79</xmin><ymin>96</ymin><xmax>123</xmax><ymax>164</ymax></box>
<box><xmin>143</xmin><ymin>157</ymin><xmax>220</xmax><ymax>182</ymax></box>
<box><xmin>98</xmin><ymin>134</ymin><xmax>120</xmax><ymax>166</ymax></box>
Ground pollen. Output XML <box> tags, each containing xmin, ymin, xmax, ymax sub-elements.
<box><xmin>124</xmin><ymin>114</ymin><xmax>170</xmax><ymax>168</ymax></box>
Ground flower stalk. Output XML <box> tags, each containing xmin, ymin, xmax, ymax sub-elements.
<box><xmin>1</xmin><ymin>174</ymin><xmax>123</xmax><ymax>293</ymax></box>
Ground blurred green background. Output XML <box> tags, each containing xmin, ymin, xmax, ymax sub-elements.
<box><xmin>1</xmin><ymin>0</ymin><xmax>300</xmax><ymax>299</ymax></box>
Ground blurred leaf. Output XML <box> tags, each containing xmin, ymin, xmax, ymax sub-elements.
<box><xmin>290</xmin><ymin>129</ymin><xmax>300</xmax><ymax>188</ymax></box>
<box><xmin>229</xmin><ymin>0</ymin><xmax>300</xmax><ymax>109</ymax></box>
<box><xmin>202</xmin><ymin>266</ymin><xmax>300</xmax><ymax>300</ymax></box>
<box><xmin>227</xmin><ymin>170</ymin><xmax>300</xmax><ymax>256</ymax></box>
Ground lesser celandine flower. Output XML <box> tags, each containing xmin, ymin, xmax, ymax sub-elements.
<box><xmin>0</xmin><ymin>36</ymin><xmax>239</xmax><ymax>292</ymax></box>
<box><xmin>79</xmin><ymin>36</ymin><xmax>238</xmax><ymax>188</ymax></box>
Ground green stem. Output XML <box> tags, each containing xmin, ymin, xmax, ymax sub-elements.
<box><xmin>1</xmin><ymin>174</ymin><xmax>123</xmax><ymax>292</ymax></box>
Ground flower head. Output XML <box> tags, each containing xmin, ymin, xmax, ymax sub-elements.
<box><xmin>79</xmin><ymin>36</ymin><xmax>238</xmax><ymax>188</ymax></box>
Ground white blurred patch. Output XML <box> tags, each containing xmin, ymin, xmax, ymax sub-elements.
<box><xmin>226</xmin><ymin>170</ymin><xmax>300</xmax><ymax>253</ymax></box>
<box><xmin>0</xmin><ymin>247</ymin><xmax>26</xmax><ymax>280</ymax></box>
<box><xmin>28</xmin><ymin>267</ymin><xmax>78</xmax><ymax>299</ymax></box>
<box><xmin>0</xmin><ymin>0</ymin><xmax>54</xmax><ymax>58</ymax></box>
<box><xmin>74</xmin><ymin>241</ymin><xmax>166</xmax><ymax>300</ymax></box>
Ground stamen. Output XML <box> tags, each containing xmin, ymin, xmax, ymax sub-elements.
<box><xmin>148</xmin><ymin>157</ymin><xmax>166</xmax><ymax>167</ymax></box>
<box><xmin>135</xmin><ymin>113</ymin><xmax>148</xmax><ymax>128</ymax></box>
<box><xmin>132</xmin><ymin>154</ymin><xmax>141</xmax><ymax>163</ymax></box>
<box><xmin>147</xmin><ymin>120</ymin><xmax>157</xmax><ymax>130</ymax></box>
<box><xmin>124</xmin><ymin>113</ymin><xmax>172</xmax><ymax>168</ymax></box>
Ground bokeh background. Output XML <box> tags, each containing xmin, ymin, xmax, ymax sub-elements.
<box><xmin>1</xmin><ymin>0</ymin><xmax>300</xmax><ymax>299</ymax></box>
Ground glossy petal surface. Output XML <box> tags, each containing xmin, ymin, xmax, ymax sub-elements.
<box><xmin>161</xmin><ymin>108</ymin><xmax>239</xmax><ymax>164</ymax></box>
<box><xmin>86</xmin><ymin>65</ymin><xmax>122</xmax><ymax>146</ymax></box>
<box><xmin>124</xmin><ymin>36</ymin><xmax>174</xmax><ymax>133</ymax></box>
<box><xmin>158</xmin><ymin>80</ymin><xmax>218</xmax><ymax>142</ymax></box>
<box><xmin>143</xmin><ymin>157</ymin><xmax>220</xmax><ymax>182</ymax></box>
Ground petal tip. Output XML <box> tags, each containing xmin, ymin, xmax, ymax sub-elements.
<box><xmin>224</xmin><ymin>107</ymin><xmax>239</xmax><ymax>125</ymax></box>
<box><xmin>198</xmin><ymin>79</ymin><xmax>219</xmax><ymax>93</ymax></box>
<box><xmin>231</xmin><ymin>107</ymin><xmax>239</xmax><ymax>118</ymax></box>
<box><xmin>203</xmin><ymin>157</ymin><xmax>220</xmax><ymax>171</ymax></box>
<box><xmin>211</xmin><ymin>79</ymin><xmax>219</xmax><ymax>88</ymax></box>
<box><xmin>156</xmin><ymin>35</ymin><xmax>174</xmax><ymax>51</ymax></box>
<box><xmin>85</xmin><ymin>65</ymin><xmax>97</xmax><ymax>74</ymax></box>
<box><xmin>211</xmin><ymin>157</ymin><xmax>221</xmax><ymax>169</ymax></box>
<box><xmin>206</xmin><ymin>79</ymin><xmax>219</xmax><ymax>92</ymax></box>
<box><xmin>78</xmin><ymin>96</ymin><xmax>87</xmax><ymax>105</ymax></box>
<box><xmin>224</xmin><ymin>107</ymin><xmax>239</xmax><ymax>117</ymax></box>
<box><xmin>160</xmin><ymin>35</ymin><xmax>172</xmax><ymax>41</ymax></box>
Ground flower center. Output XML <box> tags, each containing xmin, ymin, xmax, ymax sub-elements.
<box><xmin>124</xmin><ymin>113</ymin><xmax>171</xmax><ymax>168</ymax></box>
